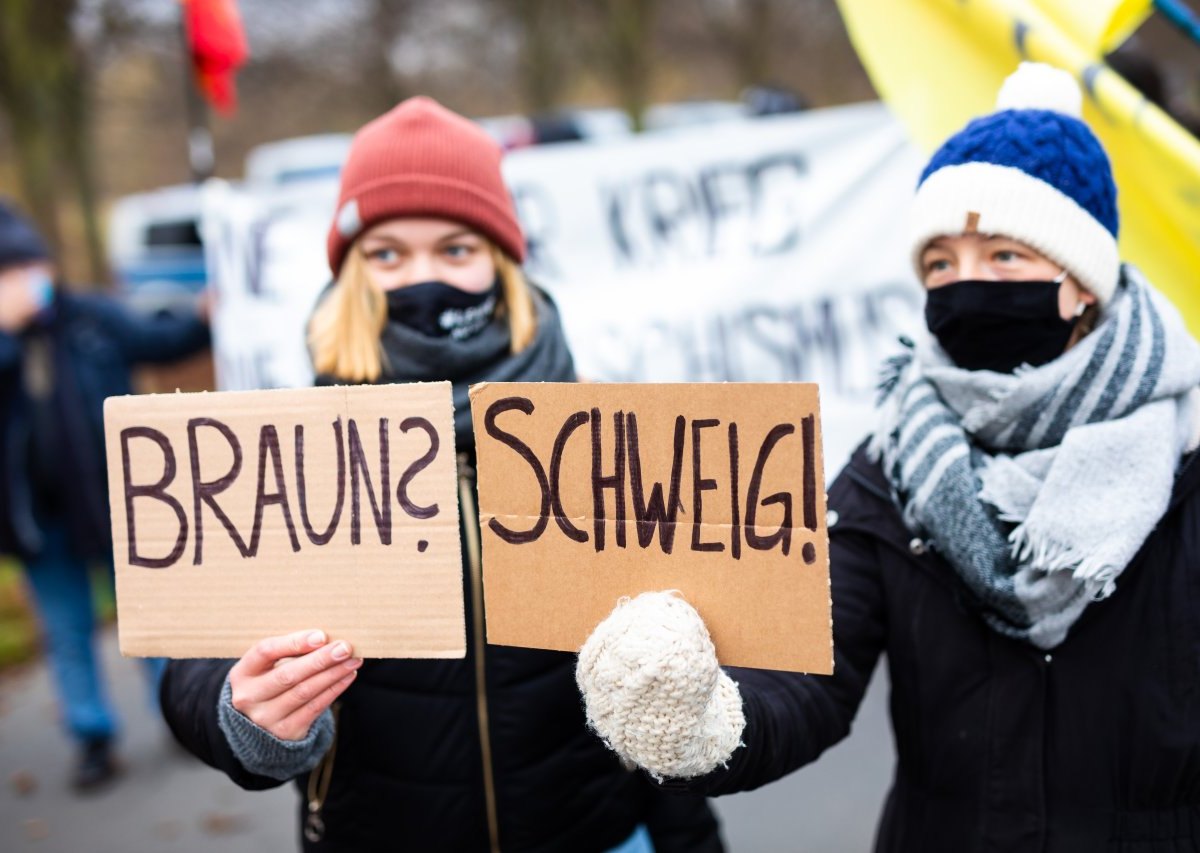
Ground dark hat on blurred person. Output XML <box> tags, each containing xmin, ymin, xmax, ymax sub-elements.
<box><xmin>0</xmin><ymin>201</ymin><xmax>50</xmax><ymax>270</ymax></box>
<box><xmin>326</xmin><ymin>96</ymin><xmax>526</xmax><ymax>277</ymax></box>
<box><xmin>910</xmin><ymin>63</ymin><xmax>1120</xmax><ymax>303</ymax></box>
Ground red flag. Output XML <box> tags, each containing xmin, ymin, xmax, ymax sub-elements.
<box><xmin>182</xmin><ymin>0</ymin><xmax>249</xmax><ymax>115</ymax></box>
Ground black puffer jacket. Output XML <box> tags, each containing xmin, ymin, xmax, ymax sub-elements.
<box><xmin>0</xmin><ymin>291</ymin><xmax>209</xmax><ymax>560</ymax></box>
<box><xmin>681</xmin><ymin>442</ymin><xmax>1200</xmax><ymax>852</ymax></box>
<box><xmin>161</xmin><ymin>451</ymin><xmax>722</xmax><ymax>853</ymax></box>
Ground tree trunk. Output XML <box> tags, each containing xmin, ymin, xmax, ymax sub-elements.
<box><xmin>367</xmin><ymin>0</ymin><xmax>413</xmax><ymax>115</ymax></box>
<box><xmin>603</xmin><ymin>0</ymin><xmax>657</xmax><ymax>132</ymax></box>
<box><xmin>512</xmin><ymin>0</ymin><xmax>567</xmax><ymax>114</ymax></box>
<box><xmin>702</xmin><ymin>0</ymin><xmax>775</xmax><ymax>90</ymax></box>
<box><xmin>59</xmin><ymin>47</ymin><xmax>107</xmax><ymax>285</ymax></box>
<box><xmin>734</xmin><ymin>0</ymin><xmax>772</xmax><ymax>88</ymax></box>
<box><xmin>0</xmin><ymin>0</ymin><xmax>84</xmax><ymax>269</ymax></box>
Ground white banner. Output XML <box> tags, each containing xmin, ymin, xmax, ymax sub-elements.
<box><xmin>204</xmin><ymin>102</ymin><xmax>925</xmax><ymax>471</ymax></box>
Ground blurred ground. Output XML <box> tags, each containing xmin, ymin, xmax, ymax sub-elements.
<box><xmin>0</xmin><ymin>626</ymin><xmax>892</xmax><ymax>852</ymax></box>
<box><xmin>0</xmin><ymin>628</ymin><xmax>295</xmax><ymax>853</ymax></box>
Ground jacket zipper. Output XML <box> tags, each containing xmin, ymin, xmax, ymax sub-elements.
<box><xmin>459</xmin><ymin>453</ymin><xmax>501</xmax><ymax>853</ymax></box>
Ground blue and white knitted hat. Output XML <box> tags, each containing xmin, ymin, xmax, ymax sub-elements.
<box><xmin>910</xmin><ymin>62</ymin><xmax>1120</xmax><ymax>303</ymax></box>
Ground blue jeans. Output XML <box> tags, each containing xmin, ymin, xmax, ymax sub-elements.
<box><xmin>21</xmin><ymin>521</ymin><xmax>164</xmax><ymax>744</ymax></box>
<box><xmin>607</xmin><ymin>826</ymin><xmax>653</xmax><ymax>853</ymax></box>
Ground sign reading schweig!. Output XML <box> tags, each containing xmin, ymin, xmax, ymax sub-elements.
<box><xmin>470</xmin><ymin>382</ymin><xmax>832</xmax><ymax>673</ymax></box>
<box><xmin>104</xmin><ymin>383</ymin><xmax>465</xmax><ymax>659</ymax></box>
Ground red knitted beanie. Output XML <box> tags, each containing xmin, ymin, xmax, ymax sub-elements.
<box><xmin>326</xmin><ymin>96</ymin><xmax>526</xmax><ymax>276</ymax></box>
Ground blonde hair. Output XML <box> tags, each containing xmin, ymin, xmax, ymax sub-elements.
<box><xmin>309</xmin><ymin>241</ymin><xmax>537</xmax><ymax>383</ymax></box>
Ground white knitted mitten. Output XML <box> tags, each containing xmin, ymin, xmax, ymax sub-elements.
<box><xmin>576</xmin><ymin>591</ymin><xmax>746</xmax><ymax>780</ymax></box>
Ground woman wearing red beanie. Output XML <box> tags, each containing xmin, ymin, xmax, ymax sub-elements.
<box><xmin>159</xmin><ymin>97</ymin><xmax>722</xmax><ymax>853</ymax></box>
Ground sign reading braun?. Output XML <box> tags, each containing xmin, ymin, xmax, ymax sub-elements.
<box><xmin>118</xmin><ymin>411</ymin><xmax>441</xmax><ymax>568</ymax></box>
<box><xmin>103</xmin><ymin>383</ymin><xmax>465</xmax><ymax>660</ymax></box>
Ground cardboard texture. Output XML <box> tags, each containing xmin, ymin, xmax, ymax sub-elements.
<box><xmin>104</xmin><ymin>383</ymin><xmax>465</xmax><ymax>659</ymax></box>
<box><xmin>469</xmin><ymin>382</ymin><xmax>831</xmax><ymax>673</ymax></box>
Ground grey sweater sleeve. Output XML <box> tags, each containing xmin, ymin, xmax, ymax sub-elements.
<box><xmin>217</xmin><ymin>676</ymin><xmax>335</xmax><ymax>781</ymax></box>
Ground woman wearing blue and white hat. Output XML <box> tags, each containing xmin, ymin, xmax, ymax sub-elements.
<box><xmin>575</xmin><ymin>63</ymin><xmax>1200</xmax><ymax>851</ymax></box>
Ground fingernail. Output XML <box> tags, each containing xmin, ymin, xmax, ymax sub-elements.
<box><xmin>344</xmin><ymin>657</ymin><xmax>363</xmax><ymax>670</ymax></box>
<box><xmin>331</xmin><ymin>642</ymin><xmax>351</xmax><ymax>661</ymax></box>
<box><xmin>308</xmin><ymin>631</ymin><xmax>326</xmax><ymax>646</ymax></box>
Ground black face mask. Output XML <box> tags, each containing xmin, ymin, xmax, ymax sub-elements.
<box><xmin>924</xmin><ymin>275</ymin><xmax>1078</xmax><ymax>373</ymax></box>
<box><xmin>385</xmin><ymin>278</ymin><xmax>498</xmax><ymax>340</ymax></box>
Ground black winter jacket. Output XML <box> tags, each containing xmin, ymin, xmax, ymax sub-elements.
<box><xmin>161</xmin><ymin>454</ymin><xmax>723</xmax><ymax>853</ymax></box>
<box><xmin>0</xmin><ymin>290</ymin><xmax>209</xmax><ymax>560</ymax></box>
<box><xmin>683</xmin><ymin>442</ymin><xmax>1200</xmax><ymax>852</ymax></box>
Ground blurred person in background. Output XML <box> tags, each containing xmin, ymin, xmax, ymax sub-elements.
<box><xmin>160</xmin><ymin>97</ymin><xmax>722</xmax><ymax>853</ymax></box>
<box><xmin>575</xmin><ymin>63</ymin><xmax>1200</xmax><ymax>852</ymax></box>
<box><xmin>0</xmin><ymin>201</ymin><xmax>210</xmax><ymax>791</ymax></box>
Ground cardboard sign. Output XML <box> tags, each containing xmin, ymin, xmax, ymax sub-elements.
<box><xmin>104</xmin><ymin>383</ymin><xmax>465</xmax><ymax>659</ymax></box>
<box><xmin>470</xmin><ymin>382</ymin><xmax>831</xmax><ymax>673</ymax></box>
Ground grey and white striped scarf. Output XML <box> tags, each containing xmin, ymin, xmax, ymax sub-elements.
<box><xmin>870</xmin><ymin>266</ymin><xmax>1200</xmax><ymax>648</ymax></box>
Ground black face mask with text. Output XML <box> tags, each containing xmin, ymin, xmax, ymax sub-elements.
<box><xmin>385</xmin><ymin>278</ymin><xmax>498</xmax><ymax>340</ymax></box>
<box><xmin>923</xmin><ymin>275</ymin><xmax>1078</xmax><ymax>373</ymax></box>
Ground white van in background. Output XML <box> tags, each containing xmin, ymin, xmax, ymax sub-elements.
<box><xmin>105</xmin><ymin>137</ymin><xmax>351</xmax><ymax>311</ymax></box>
<box><xmin>243</xmin><ymin>133</ymin><xmax>352</xmax><ymax>187</ymax></box>
<box><xmin>107</xmin><ymin>183</ymin><xmax>207</xmax><ymax>311</ymax></box>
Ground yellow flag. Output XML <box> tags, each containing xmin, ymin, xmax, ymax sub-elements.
<box><xmin>1039</xmin><ymin>0</ymin><xmax>1151</xmax><ymax>54</ymax></box>
<box><xmin>835</xmin><ymin>0</ymin><xmax>1200</xmax><ymax>332</ymax></box>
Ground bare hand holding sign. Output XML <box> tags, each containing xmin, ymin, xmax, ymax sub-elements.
<box><xmin>104</xmin><ymin>383</ymin><xmax>465</xmax><ymax>659</ymax></box>
<box><xmin>470</xmin><ymin>382</ymin><xmax>832</xmax><ymax>673</ymax></box>
<box><xmin>227</xmin><ymin>628</ymin><xmax>362</xmax><ymax>741</ymax></box>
